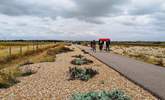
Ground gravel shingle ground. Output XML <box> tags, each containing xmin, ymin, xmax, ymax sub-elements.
<box><xmin>0</xmin><ymin>45</ymin><xmax>157</xmax><ymax>100</ymax></box>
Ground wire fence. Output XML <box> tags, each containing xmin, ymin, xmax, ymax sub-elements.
<box><xmin>0</xmin><ymin>43</ymin><xmax>55</xmax><ymax>63</ymax></box>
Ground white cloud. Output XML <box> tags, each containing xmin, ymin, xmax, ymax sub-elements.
<box><xmin>0</xmin><ymin>0</ymin><xmax>165</xmax><ymax>41</ymax></box>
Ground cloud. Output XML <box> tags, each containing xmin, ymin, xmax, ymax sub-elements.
<box><xmin>125</xmin><ymin>0</ymin><xmax>165</xmax><ymax>15</ymax></box>
<box><xmin>0</xmin><ymin>0</ymin><xmax>165</xmax><ymax>41</ymax></box>
<box><xmin>0</xmin><ymin>0</ymin><xmax>129</xmax><ymax>23</ymax></box>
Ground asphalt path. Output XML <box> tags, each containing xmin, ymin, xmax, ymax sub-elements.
<box><xmin>79</xmin><ymin>45</ymin><xmax>165</xmax><ymax>100</ymax></box>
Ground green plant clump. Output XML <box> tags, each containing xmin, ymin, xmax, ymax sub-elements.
<box><xmin>71</xmin><ymin>90</ymin><xmax>131</xmax><ymax>100</ymax></box>
<box><xmin>69</xmin><ymin>67</ymin><xmax>98</xmax><ymax>81</ymax></box>
<box><xmin>21</xmin><ymin>68</ymin><xmax>36</xmax><ymax>77</ymax></box>
<box><xmin>21</xmin><ymin>70</ymin><xmax>35</xmax><ymax>76</ymax></box>
<box><xmin>72</xmin><ymin>54</ymin><xmax>84</xmax><ymax>59</ymax></box>
<box><xmin>71</xmin><ymin>58</ymin><xmax>93</xmax><ymax>65</ymax></box>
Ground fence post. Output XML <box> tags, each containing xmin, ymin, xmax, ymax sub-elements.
<box><xmin>36</xmin><ymin>43</ymin><xmax>38</xmax><ymax>51</ymax></box>
<box><xmin>27</xmin><ymin>45</ymin><xmax>29</xmax><ymax>52</ymax></box>
<box><xmin>9</xmin><ymin>46</ymin><xmax>11</xmax><ymax>57</ymax></box>
<box><xmin>20</xmin><ymin>46</ymin><xmax>22</xmax><ymax>56</ymax></box>
<box><xmin>33</xmin><ymin>44</ymin><xmax>35</xmax><ymax>52</ymax></box>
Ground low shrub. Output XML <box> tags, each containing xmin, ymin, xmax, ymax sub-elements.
<box><xmin>71</xmin><ymin>90</ymin><xmax>131</xmax><ymax>100</ymax></box>
<box><xmin>65</xmin><ymin>43</ymin><xmax>72</xmax><ymax>46</ymax></box>
<box><xmin>40</xmin><ymin>55</ymin><xmax>55</xmax><ymax>62</ymax></box>
<box><xmin>58</xmin><ymin>46</ymin><xmax>74</xmax><ymax>53</ymax></box>
<box><xmin>47</xmin><ymin>48</ymin><xmax>57</xmax><ymax>56</ymax></box>
<box><xmin>81</xmin><ymin>49</ymin><xmax>89</xmax><ymax>54</ymax></box>
<box><xmin>19</xmin><ymin>60</ymin><xmax>34</xmax><ymax>66</ymax></box>
<box><xmin>0</xmin><ymin>67</ymin><xmax>20</xmax><ymax>88</ymax></box>
<box><xmin>21</xmin><ymin>70</ymin><xmax>35</xmax><ymax>76</ymax></box>
<box><xmin>47</xmin><ymin>45</ymin><xmax>73</xmax><ymax>55</ymax></box>
<box><xmin>71</xmin><ymin>58</ymin><xmax>93</xmax><ymax>65</ymax></box>
<box><xmin>68</xmin><ymin>67</ymin><xmax>98</xmax><ymax>81</ymax></box>
<box><xmin>21</xmin><ymin>67</ymin><xmax>36</xmax><ymax>77</ymax></box>
<box><xmin>72</xmin><ymin>54</ymin><xmax>84</xmax><ymax>59</ymax></box>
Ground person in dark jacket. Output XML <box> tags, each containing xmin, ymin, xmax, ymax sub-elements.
<box><xmin>106</xmin><ymin>40</ymin><xmax>111</xmax><ymax>51</ymax></box>
<box><xmin>93</xmin><ymin>40</ymin><xmax>96</xmax><ymax>52</ymax></box>
<box><xmin>90</xmin><ymin>41</ymin><xmax>93</xmax><ymax>50</ymax></box>
<box><xmin>92</xmin><ymin>40</ymin><xmax>96</xmax><ymax>52</ymax></box>
<box><xmin>99</xmin><ymin>40</ymin><xmax>103</xmax><ymax>51</ymax></box>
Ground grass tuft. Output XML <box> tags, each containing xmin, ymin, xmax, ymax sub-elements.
<box><xmin>0</xmin><ymin>67</ymin><xmax>21</xmax><ymax>88</ymax></box>
<box><xmin>71</xmin><ymin>90</ymin><xmax>131</xmax><ymax>100</ymax></box>
<box><xmin>71</xmin><ymin>58</ymin><xmax>93</xmax><ymax>65</ymax></box>
<box><xmin>72</xmin><ymin>54</ymin><xmax>84</xmax><ymax>59</ymax></box>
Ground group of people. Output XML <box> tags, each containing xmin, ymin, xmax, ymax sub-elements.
<box><xmin>90</xmin><ymin>40</ymin><xmax>111</xmax><ymax>52</ymax></box>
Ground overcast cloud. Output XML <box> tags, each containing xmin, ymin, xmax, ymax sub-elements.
<box><xmin>0</xmin><ymin>0</ymin><xmax>165</xmax><ymax>41</ymax></box>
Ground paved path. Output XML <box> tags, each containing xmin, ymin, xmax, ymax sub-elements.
<box><xmin>79</xmin><ymin>45</ymin><xmax>165</xmax><ymax>100</ymax></box>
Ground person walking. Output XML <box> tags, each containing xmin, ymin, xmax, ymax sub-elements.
<box><xmin>99</xmin><ymin>40</ymin><xmax>103</xmax><ymax>51</ymax></box>
<box><xmin>92</xmin><ymin>40</ymin><xmax>96</xmax><ymax>52</ymax></box>
<box><xmin>90</xmin><ymin>41</ymin><xmax>93</xmax><ymax>50</ymax></box>
<box><xmin>106</xmin><ymin>40</ymin><xmax>111</xmax><ymax>51</ymax></box>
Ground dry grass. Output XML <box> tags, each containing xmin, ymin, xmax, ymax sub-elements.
<box><xmin>0</xmin><ymin>43</ymin><xmax>73</xmax><ymax>88</ymax></box>
<box><xmin>0</xmin><ymin>43</ymin><xmax>55</xmax><ymax>63</ymax></box>
<box><xmin>111</xmin><ymin>45</ymin><xmax>165</xmax><ymax>67</ymax></box>
<box><xmin>0</xmin><ymin>67</ymin><xmax>21</xmax><ymax>88</ymax></box>
<box><xmin>0</xmin><ymin>44</ymin><xmax>57</xmax><ymax>69</ymax></box>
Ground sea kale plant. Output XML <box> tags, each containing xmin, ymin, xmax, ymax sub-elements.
<box><xmin>71</xmin><ymin>90</ymin><xmax>131</xmax><ymax>100</ymax></box>
<box><xmin>21</xmin><ymin>67</ymin><xmax>36</xmax><ymax>77</ymax></box>
<box><xmin>71</xmin><ymin>58</ymin><xmax>93</xmax><ymax>65</ymax></box>
<box><xmin>68</xmin><ymin>67</ymin><xmax>98</xmax><ymax>81</ymax></box>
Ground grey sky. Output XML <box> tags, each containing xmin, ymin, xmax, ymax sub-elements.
<box><xmin>0</xmin><ymin>0</ymin><xmax>165</xmax><ymax>41</ymax></box>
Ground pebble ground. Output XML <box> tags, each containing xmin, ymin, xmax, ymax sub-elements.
<box><xmin>0</xmin><ymin>45</ymin><xmax>157</xmax><ymax>100</ymax></box>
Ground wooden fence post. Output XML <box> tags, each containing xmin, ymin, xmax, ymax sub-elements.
<box><xmin>36</xmin><ymin>44</ymin><xmax>38</xmax><ymax>51</ymax></box>
<box><xmin>33</xmin><ymin>44</ymin><xmax>35</xmax><ymax>52</ymax></box>
<box><xmin>27</xmin><ymin>45</ymin><xmax>29</xmax><ymax>52</ymax></box>
<box><xmin>9</xmin><ymin>46</ymin><xmax>11</xmax><ymax>57</ymax></box>
<box><xmin>20</xmin><ymin>46</ymin><xmax>22</xmax><ymax>55</ymax></box>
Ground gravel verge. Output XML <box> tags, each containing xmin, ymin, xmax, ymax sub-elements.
<box><xmin>0</xmin><ymin>45</ymin><xmax>157</xmax><ymax>100</ymax></box>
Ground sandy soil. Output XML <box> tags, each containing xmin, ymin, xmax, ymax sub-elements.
<box><xmin>0</xmin><ymin>45</ymin><xmax>157</xmax><ymax>100</ymax></box>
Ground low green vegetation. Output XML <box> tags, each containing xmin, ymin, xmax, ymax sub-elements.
<box><xmin>68</xmin><ymin>67</ymin><xmax>98</xmax><ymax>81</ymax></box>
<box><xmin>71</xmin><ymin>90</ymin><xmax>131</xmax><ymax>100</ymax></box>
<box><xmin>72</xmin><ymin>54</ymin><xmax>84</xmax><ymax>59</ymax></box>
<box><xmin>21</xmin><ymin>68</ymin><xmax>35</xmax><ymax>77</ymax></box>
<box><xmin>71</xmin><ymin>58</ymin><xmax>93</xmax><ymax>65</ymax></box>
<box><xmin>0</xmin><ymin>67</ymin><xmax>21</xmax><ymax>88</ymax></box>
<box><xmin>46</xmin><ymin>44</ymin><xmax>73</xmax><ymax>55</ymax></box>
